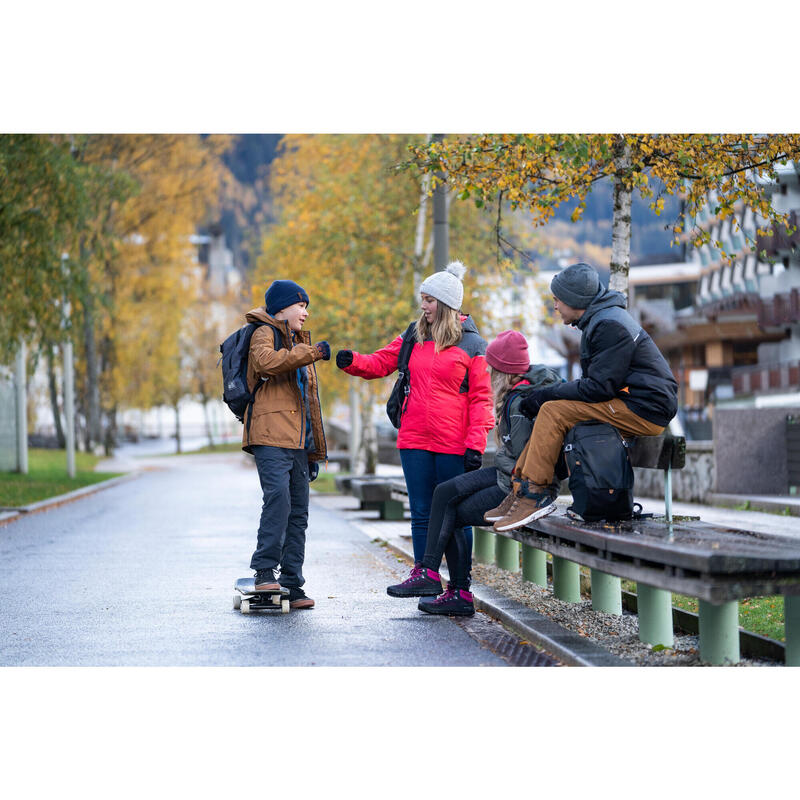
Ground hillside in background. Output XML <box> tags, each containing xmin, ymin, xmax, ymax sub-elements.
<box><xmin>211</xmin><ymin>134</ymin><xmax>683</xmax><ymax>278</ymax></box>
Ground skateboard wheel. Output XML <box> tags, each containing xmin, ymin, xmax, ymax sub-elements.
<box><xmin>281</xmin><ymin>599</ymin><xmax>290</xmax><ymax>613</ymax></box>
<box><xmin>270</xmin><ymin>594</ymin><xmax>281</xmax><ymax>604</ymax></box>
<box><xmin>233</xmin><ymin>594</ymin><xmax>242</xmax><ymax>610</ymax></box>
<box><xmin>241</xmin><ymin>599</ymin><xmax>251</xmax><ymax>614</ymax></box>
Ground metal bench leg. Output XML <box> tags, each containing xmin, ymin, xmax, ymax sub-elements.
<box><xmin>522</xmin><ymin>545</ymin><xmax>547</xmax><ymax>587</ymax></box>
<box><xmin>698</xmin><ymin>600</ymin><xmax>740</xmax><ymax>665</ymax></box>
<box><xmin>664</xmin><ymin>465</ymin><xmax>673</xmax><ymax>524</ymax></box>
<box><xmin>474</xmin><ymin>527</ymin><xmax>495</xmax><ymax>565</ymax></box>
<box><xmin>785</xmin><ymin>594</ymin><xmax>800</xmax><ymax>666</ymax></box>
<box><xmin>379</xmin><ymin>500</ymin><xmax>404</xmax><ymax>521</ymax></box>
<box><xmin>591</xmin><ymin>569</ymin><xmax>622</xmax><ymax>615</ymax></box>
<box><xmin>637</xmin><ymin>584</ymin><xmax>674</xmax><ymax>647</ymax></box>
<box><xmin>495</xmin><ymin>537</ymin><xmax>520</xmax><ymax>573</ymax></box>
<box><xmin>552</xmin><ymin>557</ymin><xmax>580</xmax><ymax>603</ymax></box>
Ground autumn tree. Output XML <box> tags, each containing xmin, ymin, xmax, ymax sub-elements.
<box><xmin>255</xmin><ymin>134</ymin><xmax>497</xmax><ymax>472</ymax></box>
<box><xmin>408</xmin><ymin>134</ymin><xmax>800</xmax><ymax>298</ymax></box>
<box><xmin>74</xmin><ymin>134</ymin><xmax>228</xmax><ymax>452</ymax></box>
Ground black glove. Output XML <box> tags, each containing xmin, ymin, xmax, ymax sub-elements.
<box><xmin>519</xmin><ymin>388</ymin><xmax>550</xmax><ymax>419</ymax></box>
<box><xmin>336</xmin><ymin>349</ymin><xmax>354</xmax><ymax>369</ymax></box>
<box><xmin>315</xmin><ymin>341</ymin><xmax>331</xmax><ymax>360</ymax></box>
<box><xmin>309</xmin><ymin>461</ymin><xmax>319</xmax><ymax>482</ymax></box>
<box><xmin>464</xmin><ymin>448</ymin><xmax>483</xmax><ymax>472</ymax></box>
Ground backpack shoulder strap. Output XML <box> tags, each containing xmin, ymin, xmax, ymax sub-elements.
<box><xmin>397</xmin><ymin>321</ymin><xmax>417</xmax><ymax>371</ymax></box>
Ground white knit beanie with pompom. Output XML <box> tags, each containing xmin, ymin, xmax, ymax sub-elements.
<box><xmin>419</xmin><ymin>260</ymin><xmax>466</xmax><ymax>310</ymax></box>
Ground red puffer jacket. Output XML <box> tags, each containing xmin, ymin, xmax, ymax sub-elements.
<box><xmin>343</xmin><ymin>316</ymin><xmax>494</xmax><ymax>455</ymax></box>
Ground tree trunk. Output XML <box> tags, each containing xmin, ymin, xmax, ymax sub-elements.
<box><xmin>201</xmin><ymin>395</ymin><xmax>214</xmax><ymax>448</ymax></box>
<box><xmin>359</xmin><ymin>386</ymin><xmax>378</xmax><ymax>475</ymax></box>
<box><xmin>45</xmin><ymin>342</ymin><xmax>66</xmax><ymax>448</ymax></box>
<box><xmin>610</xmin><ymin>136</ymin><xmax>633</xmax><ymax>301</ymax></box>
<box><xmin>174</xmin><ymin>402</ymin><xmax>182</xmax><ymax>454</ymax></box>
<box><xmin>348</xmin><ymin>383</ymin><xmax>362</xmax><ymax>476</ymax></box>
<box><xmin>104</xmin><ymin>405</ymin><xmax>117</xmax><ymax>456</ymax></box>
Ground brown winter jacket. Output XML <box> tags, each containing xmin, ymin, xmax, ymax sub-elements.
<box><xmin>242</xmin><ymin>307</ymin><xmax>327</xmax><ymax>461</ymax></box>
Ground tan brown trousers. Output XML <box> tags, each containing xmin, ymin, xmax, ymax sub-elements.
<box><xmin>515</xmin><ymin>397</ymin><xmax>665</xmax><ymax>488</ymax></box>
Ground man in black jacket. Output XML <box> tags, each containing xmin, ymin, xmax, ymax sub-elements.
<box><xmin>493</xmin><ymin>262</ymin><xmax>678</xmax><ymax>531</ymax></box>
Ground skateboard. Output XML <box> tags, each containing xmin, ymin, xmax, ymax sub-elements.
<box><xmin>234</xmin><ymin>577</ymin><xmax>290</xmax><ymax>614</ymax></box>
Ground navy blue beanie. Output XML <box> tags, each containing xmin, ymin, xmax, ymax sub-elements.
<box><xmin>264</xmin><ymin>280</ymin><xmax>310</xmax><ymax>316</ymax></box>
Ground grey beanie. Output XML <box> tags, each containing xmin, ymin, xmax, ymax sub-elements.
<box><xmin>550</xmin><ymin>262</ymin><xmax>601</xmax><ymax>309</ymax></box>
<box><xmin>419</xmin><ymin>260</ymin><xmax>466</xmax><ymax>310</ymax></box>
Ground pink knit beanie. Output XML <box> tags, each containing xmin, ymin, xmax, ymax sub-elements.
<box><xmin>485</xmin><ymin>330</ymin><xmax>530</xmax><ymax>374</ymax></box>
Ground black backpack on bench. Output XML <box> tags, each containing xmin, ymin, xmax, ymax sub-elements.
<box><xmin>563</xmin><ymin>421</ymin><xmax>634</xmax><ymax>522</ymax></box>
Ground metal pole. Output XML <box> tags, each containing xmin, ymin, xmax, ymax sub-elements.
<box><xmin>432</xmin><ymin>134</ymin><xmax>448</xmax><ymax>271</ymax></box>
<box><xmin>495</xmin><ymin>536</ymin><xmax>520</xmax><ymax>573</ymax></box>
<box><xmin>591</xmin><ymin>569</ymin><xmax>622</xmax><ymax>615</ymax></box>
<box><xmin>63</xmin><ymin>339</ymin><xmax>76</xmax><ymax>478</ymax></box>
<box><xmin>473</xmin><ymin>526</ymin><xmax>495</xmax><ymax>565</ymax></box>
<box><xmin>698</xmin><ymin>599</ymin><xmax>740</xmax><ymax>665</ymax></box>
<box><xmin>783</xmin><ymin>594</ymin><xmax>800</xmax><ymax>666</ymax></box>
<box><xmin>15</xmin><ymin>339</ymin><xmax>28</xmax><ymax>474</ymax></box>
<box><xmin>664</xmin><ymin>465</ymin><xmax>673</xmax><ymax>524</ymax></box>
<box><xmin>637</xmin><ymin>583</ymin><xmax>674</xmax><ymax>647</ymax></box>
<box><xmin>522</xmin><ymin>545</ymin><xmax>547</xmax><ymax>586</ymax></box>
<box><xmin>552</xmin><ymin>557</ymin><xmax>581</xmax><ymax>603</ymax></box>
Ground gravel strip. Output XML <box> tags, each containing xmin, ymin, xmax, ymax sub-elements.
<box><xmin>471</xmin><ymin>561</ymin><xmax>776</xmax><ymax>667</ymax></box>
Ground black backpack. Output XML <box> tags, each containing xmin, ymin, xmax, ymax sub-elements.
<box><xmin>385</xmin><ymin>321</ymin><xmax>418</xmax><ymax>428</ymax></box>
<box><xmin>563</xmin><ymin>421</ymin><xmax>634</xmax><ymax>522</ymax></box>
<box><xmin>219</xmin><ymin>321</ymin><xmax>282</xmax><ymax>427</ymax></box>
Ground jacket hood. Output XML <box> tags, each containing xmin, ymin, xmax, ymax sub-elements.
<box><xmin>520</xmin><ymin>363</ymin><xmax>562</xmax><ymax>389</ymax></box>
<box><xmin>575</xmin><ymin>288</ymin><xmax>627</xmax><ymax>330</ymax></box>
<box><xmin>245</xmin><ymin>306</ymin><xmax>283</xmax><ymax>327</ymax></box>
<box><xmin>460</xmin><ymin>314</ymin><xmax>480</xmax><ymax>336</ymax></box>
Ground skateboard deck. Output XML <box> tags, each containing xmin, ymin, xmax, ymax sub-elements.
<box><xmin>234</xmin><ymin>577</ymin><xmax>290</xmax><ymax>614</ymax></box>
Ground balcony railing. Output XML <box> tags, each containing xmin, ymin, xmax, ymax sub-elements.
<box><xmin>756</xmin><ymin>209</ymin><xmax>800</xmax><ymax>257</ymax></box>
<box><xmin>732</xmin><ymin>361</ymin><xmax>800</xmax><ymax>395</ymax></box>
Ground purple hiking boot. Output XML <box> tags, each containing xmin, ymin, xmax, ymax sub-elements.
<box><xmin>418</xmin><ymin>584</ymin><xmax>475</xmax><ymax>616</ymax></box>
<box><xmin>387</xmin><ymin>563</ymin><xmax>443</xmax><ymax>597</ymax></box>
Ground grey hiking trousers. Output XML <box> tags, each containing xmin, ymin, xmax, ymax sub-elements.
<box><xmin>249</xmin><ymin>445</ymin><xmax>310</xmax><ymax>587</ymax></box>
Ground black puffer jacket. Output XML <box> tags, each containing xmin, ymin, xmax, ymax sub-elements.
<box><xmin>538</xmin><ymin>289</ymin><xmax>678</xmax><ymax>426</ymax></box>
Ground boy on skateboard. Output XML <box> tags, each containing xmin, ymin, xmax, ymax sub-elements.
<box><xmin>243</xmin><ymin>280</ymin><xmax>330</xmax><ymax>609</ymax></box>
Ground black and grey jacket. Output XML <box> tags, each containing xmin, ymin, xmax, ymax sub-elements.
<box><xmin>537</xmin><ymin>289</ymin><xmax>678</xmax><ymax>427</ymax></box>
<box><xmin>495</xmin><ymin>365</ymin><xmax>562</xmax><ymax>492</ymax></box>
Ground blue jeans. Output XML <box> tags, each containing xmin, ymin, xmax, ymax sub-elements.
<box><xmin>249</xmin><ymin>446</ymin><xmax>309</xmax><ymax>587</ymax></box>
<box><xmin>399</xmin><ymin>449</ymin><xmax>471</xmax><ymax>563</ymax></box>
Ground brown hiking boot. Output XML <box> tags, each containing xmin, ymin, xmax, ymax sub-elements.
<box><xmin>483</xmin><ymin>491</ymin><xmax>518</xmax><ymax>523</ymax></box>
<box><xmin>493</xmin><ymin>488</ymin><xmax>557</xmax><ymax>532</ymax></box>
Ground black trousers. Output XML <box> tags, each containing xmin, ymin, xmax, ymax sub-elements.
<box><xmin>421</xmin><ymin>467</ymin><xmax>505</xmax><ymax>590</ymax></box>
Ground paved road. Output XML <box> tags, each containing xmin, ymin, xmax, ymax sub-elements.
<box><xmin>0</xmin><ymin>452</ymin><xmax>518</xmax><ymax>666</ymax></box>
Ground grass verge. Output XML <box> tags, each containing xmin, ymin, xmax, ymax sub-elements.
<box><xmin>0</xmin><ymin>448</ymin><xmax>124</xmax><ymax>508</ymax></box>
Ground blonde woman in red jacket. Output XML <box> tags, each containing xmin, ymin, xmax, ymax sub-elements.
<box><xmin>336</xmin><ymin>261</ymin><xmax>494</xmax><ymax>590</ymax></box>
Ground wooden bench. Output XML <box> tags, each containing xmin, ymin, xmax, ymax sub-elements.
<box><xmin>472</xmin><ymin>434</ymin><xmax>800</xmax><ymax>665</ymax></box>
<box><xmin>347</xmin><ymin>477</ymin><xmax>406</xmax><ymax>520</ymax></box>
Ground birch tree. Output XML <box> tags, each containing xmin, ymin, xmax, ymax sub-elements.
<box><xmin>407</xmin><ymin>133</ymin><xmax>800</xmax><ymax>300</ymax></box>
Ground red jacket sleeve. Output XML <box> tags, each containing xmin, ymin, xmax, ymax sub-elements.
<box><xmin>464</xmin><ymin>354</ymin><xmax>495</xmax><ymax>453</ymax></box>
<box><xmin>343</xmin><ymin>335</ymin><xmax>404</xmax><ymax>380</ymax></box>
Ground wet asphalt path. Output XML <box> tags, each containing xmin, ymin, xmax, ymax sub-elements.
<box><xmin>0</xmin><ymin>453</ymin><xmax>509</xmax><ymax>666</ymax></box>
